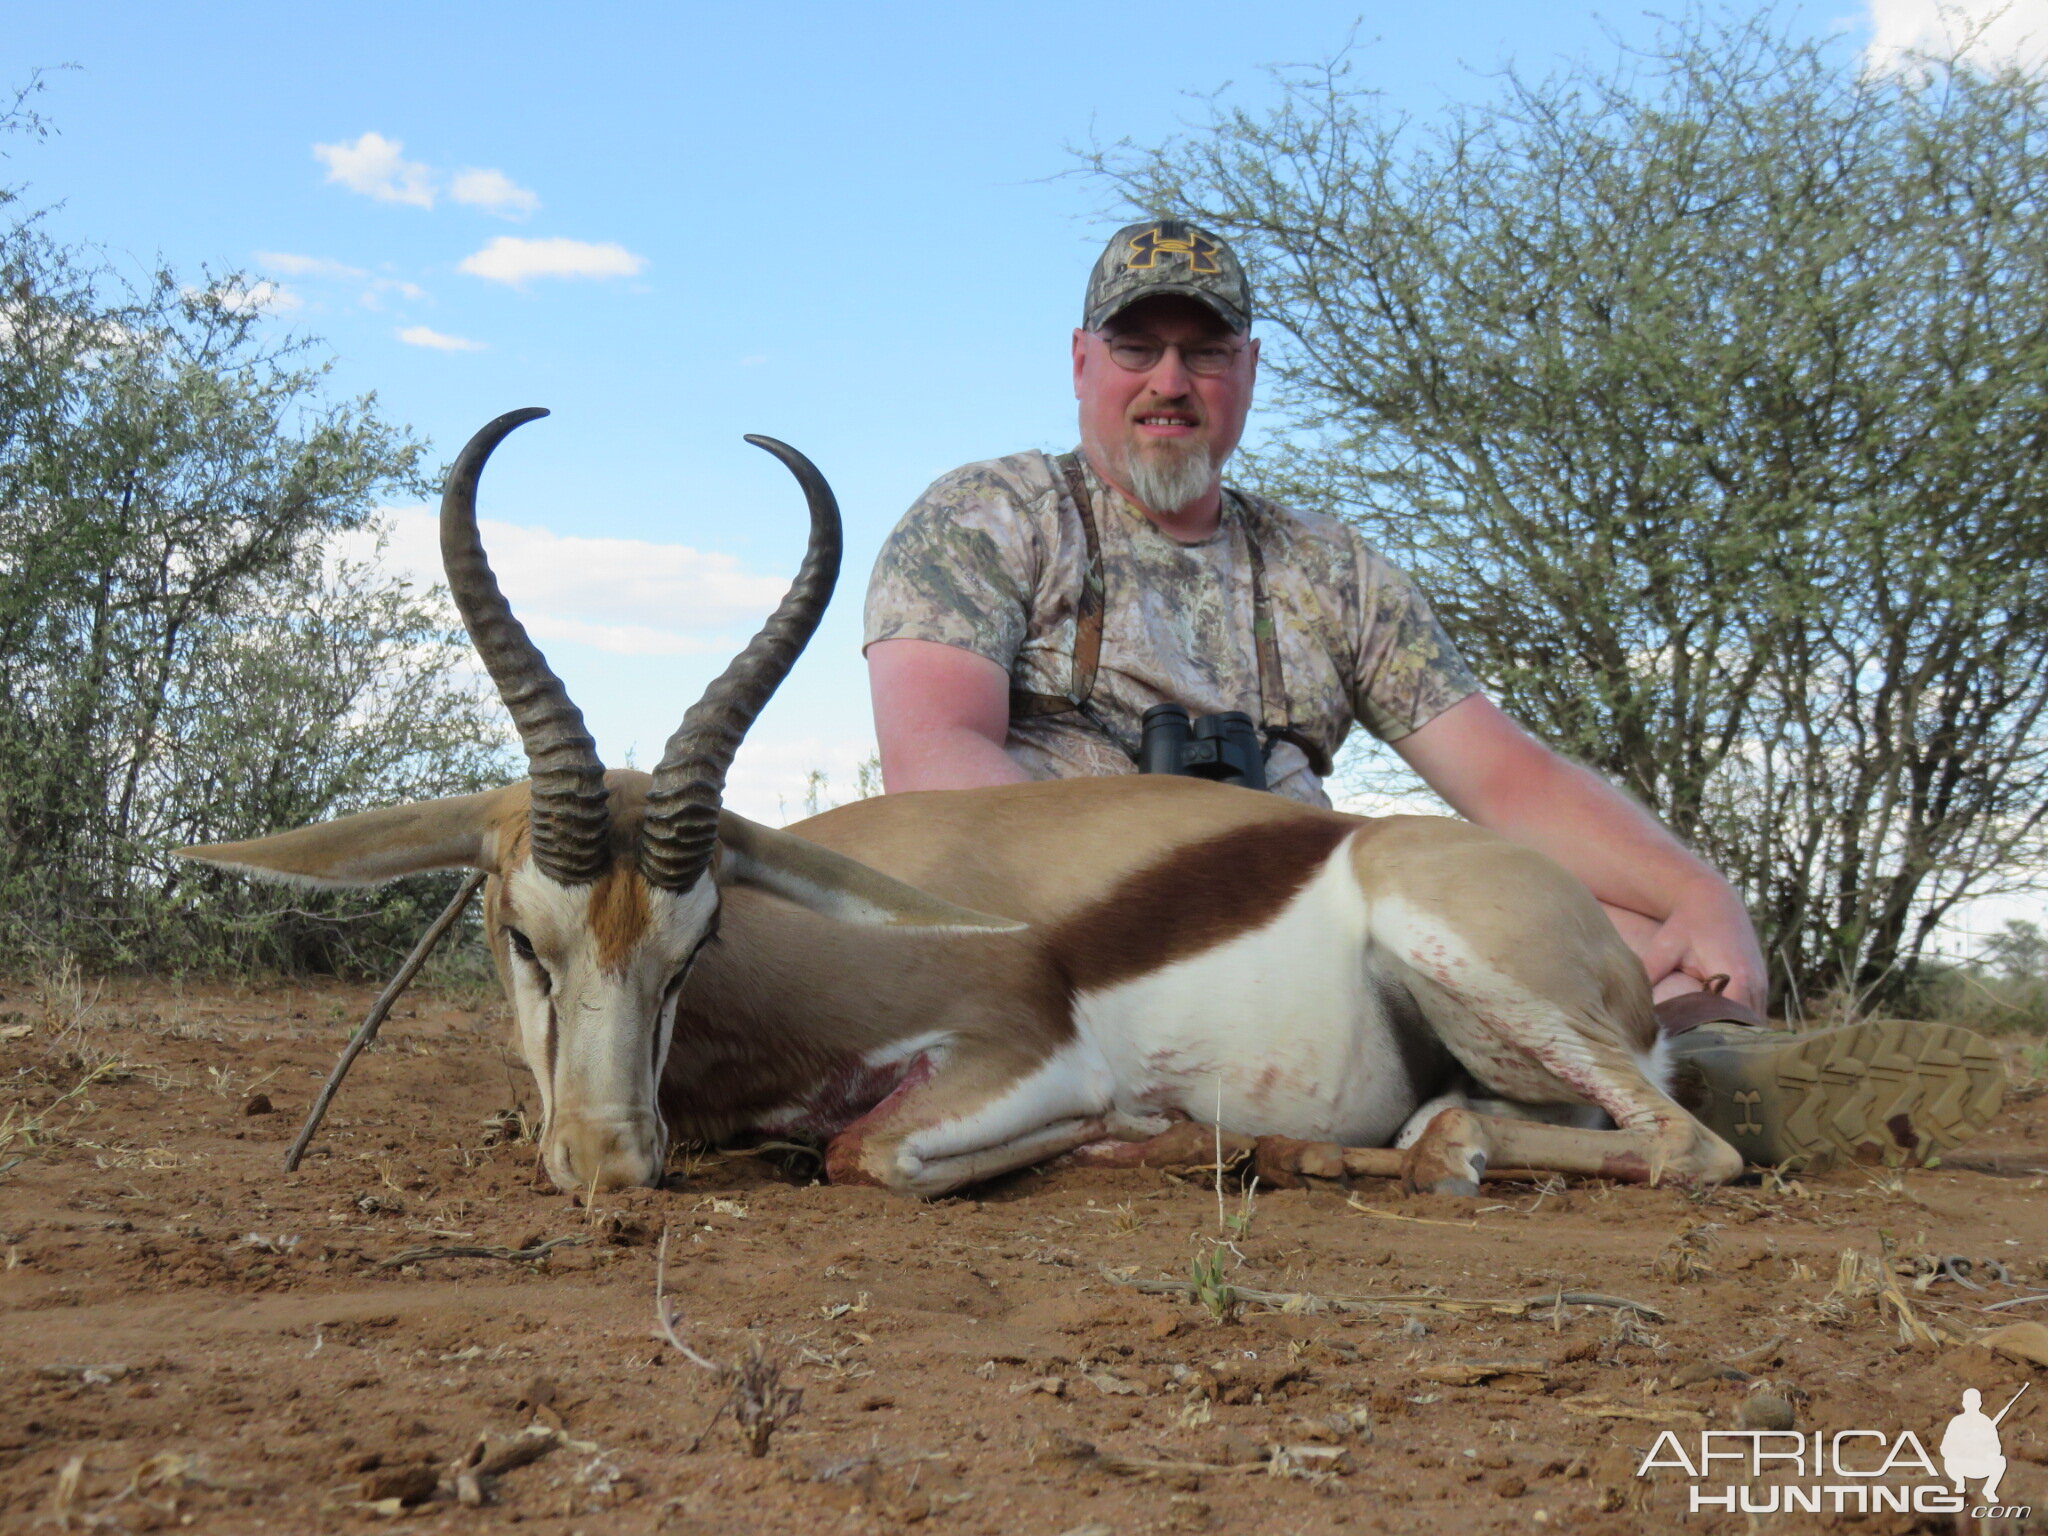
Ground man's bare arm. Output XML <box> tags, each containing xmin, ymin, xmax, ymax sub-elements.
<box><xmin>1393</xmin><ymin>694</ymin><xmax>1767</xmax><ymax>1007</ymax></box>
<box><xmin>867</xmin><ymin>638</ymin><xmax>1033</xmax><ymax>793</ymax></box>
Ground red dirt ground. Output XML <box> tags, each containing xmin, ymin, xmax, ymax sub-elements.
<box><xmin>2</xmin><ymin>977</ymin><xmax>2046</xmax><ymax>1535</ymax></box>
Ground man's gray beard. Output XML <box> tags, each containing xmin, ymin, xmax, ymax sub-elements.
<box><xmin>1125</xmin><ymin>440</ymin><xmax>1219</xmax><ymax>515</ymax></box>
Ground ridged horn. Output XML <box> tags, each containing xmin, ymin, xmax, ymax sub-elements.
<box><xmin>640</xmin><ymin>435</ymin><xmax>842</xmax><ymax>892</ymax></box>
<box><xmin>441</xmin><ymin>408</ymin><xmax>612</xmax><ymax>886</ymax></box>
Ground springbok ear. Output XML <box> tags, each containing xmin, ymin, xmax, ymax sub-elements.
<box><xmin>716</xmin><ymin>813</ymin><xmax>1025</xmax><ymax>932</ymax></box>
<box><xmin>178</xmin><ymin>790</ymin><xmax>510</xmax><ymax>889</ymax></box>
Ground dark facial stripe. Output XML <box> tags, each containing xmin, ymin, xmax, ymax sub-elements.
<box><xmin>1046</xmin><ymin>817</ymin><xmax>1356</xmax><ymax>994</ymax></box>
<box><xmin>543</xmin><ymin>997</ymin><xmax>559</xmax><ymax>1104</ymax></box>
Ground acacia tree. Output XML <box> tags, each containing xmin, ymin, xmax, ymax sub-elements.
<box><xmin>1087</xmin><ymin>14</ymin><xmax>2048</xmax><ymax>1009</ymax></box>
<box><xmin>0</xmin><ymin>85</ymin><xmax>513</xmax><ymax>972</ymax></box>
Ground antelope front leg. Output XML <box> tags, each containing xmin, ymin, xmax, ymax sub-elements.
<box><xmin>1397</xmin><ymin>1105</ymin><xmax>1740</xmax><ymax>1194</ymax></box>
<box><xmin>1252</xmin><ymin>1103</ymin><xmax>1740</xmax><ymax>1195</ymax></box>
<box><xmin>824</xmin><ymin>1044</ymin><xmax>1112</xmax><ymax>1198</ymax></box>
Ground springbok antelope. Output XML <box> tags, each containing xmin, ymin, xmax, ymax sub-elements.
<box><xmin>183</xmin><ymin>409</ymin><xmax>1746</xmax><ymax>1198</ymax></box>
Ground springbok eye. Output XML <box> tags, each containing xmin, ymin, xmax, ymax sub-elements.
<box><xmin>506</xmin><ymin>928</ymin><xmax>537</xmax><ymax>963</ymax></box>
<box><xmin>665</xmin><ymin>921</ymin><xmax>720</xmax><ymax>999</ymax></box>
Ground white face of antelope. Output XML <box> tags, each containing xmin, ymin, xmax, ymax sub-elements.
<box><xmin>491</xmin><ymin>859</ymin><xmax>720</xmax><ymax>1193</ymax></box>
<box><xmin>421</xmin><ymin>409</ymin><xmax>840</xmax><ymax>1191</ymax></box>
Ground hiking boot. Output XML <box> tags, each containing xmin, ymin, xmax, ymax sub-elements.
<box><xmin>1667</xmin><ymin>1017</ymin><xmax>2007</xmax><ymax>1172</ymax></box>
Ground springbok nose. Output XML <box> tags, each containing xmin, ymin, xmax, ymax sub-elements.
<box><xmin>546</xmin><ymin>1114</ymin><xmax>665</xmax><ymax>1192</ymax></box>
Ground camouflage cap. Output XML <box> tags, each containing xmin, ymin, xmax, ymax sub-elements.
<box><xmin>1084</xmin><ymin>219</ymin><xmax>1252</xmax><ymax>333</ymax></box>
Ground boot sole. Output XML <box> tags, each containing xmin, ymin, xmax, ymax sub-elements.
<box><xmin>1681</xmin><ymin>1019</ymin><xmax>2007</xmax><ymax>1172</ymax></box>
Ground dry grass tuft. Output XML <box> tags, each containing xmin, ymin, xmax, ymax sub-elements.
<box><xmin>653</xmin><ymin>1225</ymin><xmax>805</xmax><ymax>1457</ymax></box>
<box><xmin>1650</xmin><ymin>1220</ymin><xmax>1719</xmax><ymax>1283</ymax></box>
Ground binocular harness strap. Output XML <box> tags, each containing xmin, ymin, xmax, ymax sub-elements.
<box><xmin>1007</xmin><ymin>453</ymin><xmax>1334</xmax><ymax>781</ymax></box>
<box><xmin>1010</xmin><ymin>452</ymin><xmax>1106</xmax><ymax>719</ymax></box>
<box><xmin>1230</xmin><ymin>489</ymin><xmax>1335</xmax><ymax>780</ymax></box>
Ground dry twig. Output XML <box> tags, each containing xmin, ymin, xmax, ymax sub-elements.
<box><xmin>653</xmin><ymin>1225</ymin><xmax>803</xmax><ymax>1457</ymax></box>
<box><xmin>285</xmin><ymin>871</ymin><xmax>486</xmax><ymax>1171</ymax></box>
<box><xmin>1102</xmin><ymin>1266</ymin><xmax>1662</xmax><ymax>1320</ymax></box>
<box><xmin>378</xmin><ymin>1235</ymin><xmax>584</xmax><ymax>1268</ymax></box>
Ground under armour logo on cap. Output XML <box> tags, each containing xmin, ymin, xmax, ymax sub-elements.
<box><xmin>1084</xmin><ymin>218</ymin><xmax>1252</xmax><ymax>333</ymax></box>
<box><xmin>1124</xmin><ymin>222</ymin><xmax>1223</xmax><ymax>276</ymax></box>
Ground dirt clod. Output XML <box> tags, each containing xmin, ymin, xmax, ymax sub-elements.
<box><xmin>359</xmin><ymin>1464</ymin><xmax>437</xmax><ymax>1504</ymax></box>
<box><xmin>1736</xmin><ymin>1388</ymin><xmax>1797</xmax><ymax>1430</ymax></box>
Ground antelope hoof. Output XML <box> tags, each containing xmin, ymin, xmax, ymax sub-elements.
<box><xmin>1400</xmin><ymin>1109</ymin><xmax>1490</xmax><ymax>1196</ymax></box>
<box><xmin>1252</xmin><ymin>1135</ymin><xmax>1348</xmax><ymax>1189</ymax></box>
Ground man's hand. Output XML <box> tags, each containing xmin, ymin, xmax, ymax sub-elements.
<box><xmin>1394</xmin><ymin>695</ymin><xmax>1767</xmax><ymax>1010</ymax></box>
<box><xmin>1630</xmin><ymin>876</ymin><xmax>1770</xmax><ymax>1009</ymax></box>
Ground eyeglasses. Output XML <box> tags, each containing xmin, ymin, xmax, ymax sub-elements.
<box><xmin>1101</xmin><ymin>336</ymin><xmax>1246</xmax><ymax>377</ymax></box>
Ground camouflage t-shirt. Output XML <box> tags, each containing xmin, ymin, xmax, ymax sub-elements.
<box><xmin>862</xmin><ymin>450</ymin><xmax>1480</xmax><ymax>807</ymax></box>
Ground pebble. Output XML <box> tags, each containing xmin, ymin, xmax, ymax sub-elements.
<box><xmin>1737</xmin><ymin>1390</ymin><xmax>1797</xmax><ymax>1431</ymax></box>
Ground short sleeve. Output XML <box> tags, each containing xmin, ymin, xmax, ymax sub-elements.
<box><xmin>1348</xmin><ymin>541</ymin><xmax>1483</xmax><ymax>742</ymax></box>
<box><xmin>863</xmin><ymin>462</ymin><xmax>1043</xmax><ymax>668</ymax></box>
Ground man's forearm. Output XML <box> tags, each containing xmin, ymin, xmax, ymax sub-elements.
<box><xmin>1463</xmin><ymin>750</ymin><xmax>1722</xmax><ymax>922</ymax></box>
<box><xmin>1394</xmin><ymin>695</ymin><xmax>1766</xmax><ymax>1003</ymax></box>
<box><xmin>878</xmin><ymin>726</ymin><xmax>1032</xmax><ymax>793</ymax></box>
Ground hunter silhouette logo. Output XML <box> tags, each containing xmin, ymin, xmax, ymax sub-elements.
<box><xmin>1126</xmin><ymin>225</ymin><xmax>1221</xmax><ymax>275</ymax></box>
<box><xmin>1942</xmin><ymin>1385</ymin><xmax>2028</xmax><ymax>1505</ymax></box>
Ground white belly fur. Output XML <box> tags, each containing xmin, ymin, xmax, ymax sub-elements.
<box><xmin>1075</xmin><ymin>834</ymin><xmax>1419</xmax><ymax>1144</ymax></box>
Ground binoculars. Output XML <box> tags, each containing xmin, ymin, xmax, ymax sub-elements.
<box><xmin>1139</xmin><ymin>703</ymin><xmax>1267</xmax><ymax>791</ymax></box>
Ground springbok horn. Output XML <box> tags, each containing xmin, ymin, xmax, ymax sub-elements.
<box><xmin>640</xmin><ymin>436</ymin><xmax>841</xmax><ymax>892</ymax></box>
<box><xmin>441</xmin><ymin>408</ymin><xmax>612</xmax><ymax>886</ymax></box>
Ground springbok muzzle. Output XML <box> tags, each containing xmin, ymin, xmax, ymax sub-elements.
<box><xmin>544</xmin><ymin>1111</ymin><xmax>667</xmax><ymax>1193</ymax></box>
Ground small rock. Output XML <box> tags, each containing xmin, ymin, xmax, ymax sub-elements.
<box><xmin>513</xmin><ymin>1376</ymin><xmax>557</xmax><ymax>1412</ymax></box>
<box><xmin>360</xmin><ymin>1464</ymin><xmax>437</xmax><ymax>1504</ymax></box>
<box><xmin>1494</xmin><ymin>1475</ymin><xmax>1527</xmax><ymax>1498</ymax></box>
<box><xmin>242</xmin><ymin>1093</ymin><xmax>273</xmax><ymax>1116</ymax></box>
<box><xmin>1213</xmin><ymin>1430</ymin><xmax>1265</xmax><ymax>1466</ymax></box>
<box><xmin>1737</xmin><ymin>1390</ymin><xmax>1797</xmax><ymax>1431</ymax></box>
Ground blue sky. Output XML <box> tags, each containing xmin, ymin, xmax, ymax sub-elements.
<box><xmin>8</xmin><ymin>0</ymin><xmax>2040</xmax><ymax>929</ymax></box>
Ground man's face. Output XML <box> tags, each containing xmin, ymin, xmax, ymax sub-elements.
<box><xmin>1072</xmin><ymin>295</ymin><xmax>1259</xmax><ymax>515</ymax></box>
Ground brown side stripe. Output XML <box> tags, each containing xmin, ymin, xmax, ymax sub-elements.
<box><xmin>1046</xmin><ymin>817</ymin><xmax>1357</xmax><ymax>994</ymax></box>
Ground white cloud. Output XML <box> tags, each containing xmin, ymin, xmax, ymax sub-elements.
<box><xmin>313</xmin><ymin>131</ymin><xmax>436</xmax><ymax>208</ymax></box>
<box><xmin>458</xmin><ymin>236</ymin><xmax>647</xmax><ymax>286</ymax></box>
<box><xmin>397</xmin><ymin>324</ymin><xmax>487</xmax><ymax>352</ymax></box>
<box><xmin>451</xmin><ymin>167</ymin><xmax>540</xmax><ymax>219</ymax></box>
<box><xmin>256</xmin><ymin>251</ymin><xmax>367</xmax><ymax>279</ymax></box>
<box><xmin>341</xmin><ymin>506</ymin><xmax>791</xmax><ymax>655</ymax></box>
<box><xmin>1865</xmin><ymin>0</ymin><xmax>2048</xmax><ymax>74</ymax></box>
<box><xmin>189</xmin><ymin>279</ymin><xmax>302</xmax><ymax>316</ymax></box>
<box><xmin>359</xmin><ymin>276</ymin><xmax>430</xmax><ymax>312</ymax></box>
